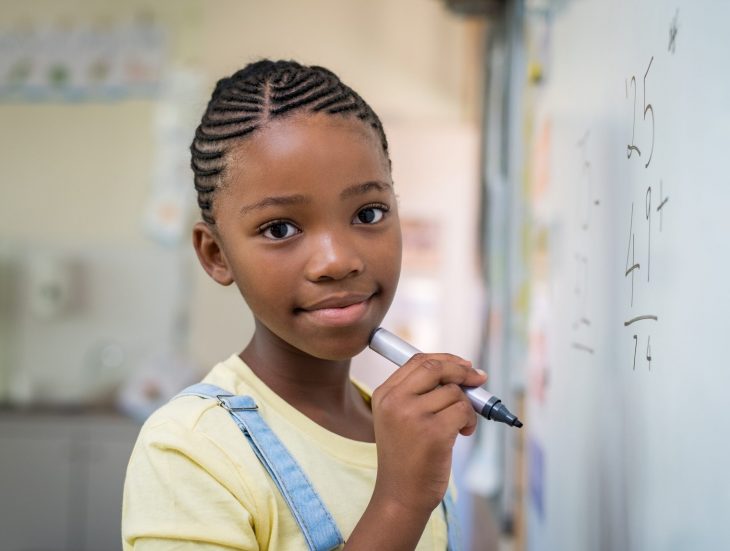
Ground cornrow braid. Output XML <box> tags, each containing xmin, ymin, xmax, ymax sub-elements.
<box><xmin>190</xmin><ymin>59</ymin><xmax>390</xmax><ymax>225</ymax></box>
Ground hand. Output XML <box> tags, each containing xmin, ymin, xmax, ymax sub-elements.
<box><xmin>370</xmin><ymin>353</ymin><xmax>487</xmax><ymax>515</ymax></box>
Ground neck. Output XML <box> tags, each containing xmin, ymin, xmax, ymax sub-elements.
<box><xmin>240</xmin><ymin>330</ymin><xmax>356</xmax><ymax>413</ymax></box>
<box><xmin>239</xmin><ymin>324</ymin><xmax>375</xmax><ymax>443</ymax></box>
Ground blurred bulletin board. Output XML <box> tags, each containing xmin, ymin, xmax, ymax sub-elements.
<box><xmin>0</xmin><ymin>15</ymin><xmax>165</xmax><ymax>101</ymax></box>
<box><xmin>513</xmin><ymin>1</ymin><xmax>730</xmax><ymax>550</ymax></box>
<box><xmin>0</xmin><ymin>1</ymin><xmax>201</xmax><ymax>103</ymax></box>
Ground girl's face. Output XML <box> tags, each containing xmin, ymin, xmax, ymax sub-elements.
<box><xmin>198</xmin><ymin>113</ymin><xmax>402</xmax><ymax>361</ymax></box>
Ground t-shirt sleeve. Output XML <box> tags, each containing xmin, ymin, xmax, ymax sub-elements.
<box><xmin>122</xmin><ymin>417</ymin><xmax>262</xmax><ymax>550</ymax></box>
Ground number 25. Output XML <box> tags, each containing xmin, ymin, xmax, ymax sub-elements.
<box><xmin>626</xmin><ymin>56</ymin><xmax>655</xmax><ymax>168</ymax></box>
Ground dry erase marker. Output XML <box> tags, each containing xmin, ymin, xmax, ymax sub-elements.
<box><xmin>369</xmin><ymin>328</ymin><xmax>523</xmax><ymax>428</ymax></box>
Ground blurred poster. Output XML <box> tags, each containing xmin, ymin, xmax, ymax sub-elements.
<box><xmin>0</xmin><ymin>14</ymin><xmax>166</xmax><ymax>102</ymax></box>
<box><xmin>143</xmin><ymin>68</ymin><xmax>203</xmax><ymax>245</ymax></box>
<box><xmin>387</xmin><ymin>216</ymin><xmax>443</xmax><ymax>351</ymax></box>
<box><xmin>400</xmin><ymin>217</ymin><xmax>441</xmax><ymax>273</ymax></box>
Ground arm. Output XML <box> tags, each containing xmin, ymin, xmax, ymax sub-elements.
<box><xmin>344</xmin><ymin>354</ymin><xmax>487</xmax><ymax>550</ymax></box>
<box><xmin>122</xmin><ymin>419</ymin><xmax>260</xmax><ymax>550</ymax></box>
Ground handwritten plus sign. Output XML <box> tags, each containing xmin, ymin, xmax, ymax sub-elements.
<box><xmin>668</xmin><ymin>10</ymin><xmax>679</xmax><ymax>53</ymax></box>
<box><xmin>657</xmin><ymin>180</ymin><xmax>669</xmax><ymax>231</ymax></box>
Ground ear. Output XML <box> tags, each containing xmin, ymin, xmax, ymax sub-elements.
<box><xmin>192</xmin><ymin>222</ymin><xmax>234</xmax><ymax>286</ymax></box>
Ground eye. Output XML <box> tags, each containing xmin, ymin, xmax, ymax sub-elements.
<box><xmin>260</xmin><ymin>220</ymin><xmax>300</xmax><ymax>240</ymax></box>
<box><xmin>354</xmin><ymin>204</ymin><xmax>388</xmax><ymax>225</ymax></box>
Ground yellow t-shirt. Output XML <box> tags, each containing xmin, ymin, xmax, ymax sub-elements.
<box><xmin>122</xmin><ymin>354</ymin><xmax>450</xmax><ymax>550</ymax></box>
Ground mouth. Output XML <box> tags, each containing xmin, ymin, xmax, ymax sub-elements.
<box><xmin>296</xmin><ymin>292</ymin><xmax>375</xmax><ymax>327</ymax></box>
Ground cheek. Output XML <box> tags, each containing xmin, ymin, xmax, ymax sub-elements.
<box><xmin>375</xmin><ymin>228</ymin><xmax>403</xmax><ymax>287</ymax></box>
<box><xmin>232</xmin><ymin>261</ymin><xmax>291</xmax><ymax>316</ymax></box>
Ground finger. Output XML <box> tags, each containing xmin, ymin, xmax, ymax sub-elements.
<box><xmin>417</xmin><ymin>383</ymin><xmax>467</xmax><ymax>414</ymax></box>
<box><xmin>401</xmin><ymin>357</ymin><xmax>486</xmax><ymax>395</ymax></box>
<box><xmin>382</xmin><ymin>353</ymin><xmax>472</xmax><ymax>388</ymax></box>
<box><xmin>436</xmin><ymin>399</ymin><xmax>478</xmax><ymax>437</ymax></box>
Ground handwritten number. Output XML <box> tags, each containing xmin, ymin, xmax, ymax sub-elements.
<box><xmin>645</xmin><ymin>186</ymin><xmax>652</xmax><ymax>282</ymax></box>
<box><xmin>625</xmin><ymin>203</ymin><xmax>639</xmax><ymax>306</ymax></box>
<box><xmin>643</xmin><ymin>57</ymin><xmax>655</xmax><ymax>168</ymax></box>
<box><xmin>577</xmin><ymin>132</ymin><xmax>591</xmax><ymax>231</ymax></box>
<box><xmin>626</xmin><ymin>57</ymin><xmax>655</xmax><ymax>166</ymax></box>
<box><xmin>633</xmin><ymin>335</ymin><xmax>638</xmax><ymax>370</ymax></box>
<box><xmin>646</xmin><ymin>336</ymin><xmax>652</xmax><ymax>371</ymax></box>
<box><xmin>627</xmin><ymin>77</ymin><xmax>641</xmax><ymax>158</ymax></box>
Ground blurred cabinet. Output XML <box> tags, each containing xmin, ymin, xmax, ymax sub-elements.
<box><xmin>0</xmin><ymin>411</ymin><xmax>140</xmax><ymax>551</ymax></box>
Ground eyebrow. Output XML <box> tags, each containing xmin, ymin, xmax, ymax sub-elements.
<box><xmin>239</xmin><ymin>194</ymin><xmax>309</xmax><ymax>215</ymax></box>
<box><xmin>239</xmin><ymin>180</ymin><xmax>391</xmax><ymax>216</ymax></box>
<box><xmin>339</xmin><ymin>180</ymin><xmax>392</xmax><ymax>199</ymax></box>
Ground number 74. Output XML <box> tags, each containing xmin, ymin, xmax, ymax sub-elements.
<box><xmin>632</xmin><ymin>334</ymin><xmax>652</xmax><ymax>371</ymax></box>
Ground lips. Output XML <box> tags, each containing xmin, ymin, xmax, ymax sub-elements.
<box><xmin>300</xmin><ymin>292</ymin><xmax>373</xmax><ymax>311</ymax></box>
<box><xmin>297</xmin><ymin>292</ymin><xmax>375</xmax><ymax>326</ymax></box>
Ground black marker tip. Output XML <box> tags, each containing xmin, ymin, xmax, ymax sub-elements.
<box><xmin>488</xmin><ymin>402</ymin><xmax>522</xmax><ymax>428</ymax></box>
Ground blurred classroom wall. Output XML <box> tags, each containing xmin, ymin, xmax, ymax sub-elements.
<box><xmin>0</xmin><ymin>0</ymin><xmax>482</xmax><ymax>248</ymax></box>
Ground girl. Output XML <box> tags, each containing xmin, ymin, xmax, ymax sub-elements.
<box><xmin>122</xmin><ymin>59</ymin><xmax>487</xmax><ymax>551</ymax></box>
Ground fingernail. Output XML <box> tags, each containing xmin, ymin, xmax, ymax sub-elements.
<box><xmin>474</xmin><ymin>368</ymin><xmax>487</xmax><ymax>377</ymax></box>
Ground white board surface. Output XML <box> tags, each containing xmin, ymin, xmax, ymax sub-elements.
<box><xmin>523</xmin><ymin>2</ymin><xmax>730</xmax><ymax>550</ymax></box>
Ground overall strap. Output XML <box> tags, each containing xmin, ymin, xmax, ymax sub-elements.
<box><xmin>176</xmin><ymin>383</ymin><xmax>344</xmax><ymax>551</ymax></box>
<box><xmin>442</xmin><ymin>488</ymin><xmax>461</xmax><ymax>551</ymax></box>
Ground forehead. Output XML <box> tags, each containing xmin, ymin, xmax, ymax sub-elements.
<box><xmin>224</xmin><ymin>113</ymin><xmax>390</xmax><ymax>197</ymax></box>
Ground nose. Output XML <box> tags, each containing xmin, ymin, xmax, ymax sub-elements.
<box><xmin>304</xmin><ymin>232</ymin><xmax>365</xmax><ymax>282</ymax></box>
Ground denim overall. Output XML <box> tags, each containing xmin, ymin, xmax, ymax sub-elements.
<box><xmin>176</xmin><ymin>383</ymin><xmax>460</xmax><ymax>551</ymax></box>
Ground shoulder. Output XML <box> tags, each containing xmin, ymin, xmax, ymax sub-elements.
<box><xmin>126</xmin><ymin>359</ymin><xmax>275</xmax><ymax>506</ymax></box>
<box><xmin>123</xmin><ymin>395</ymin><xmax>269</xmax><ymax>549</ymax></box>
<box><xmin>134</xmin><ymin>393</ymin><xmax>224</xmax><ymax>456</ymax></box>
<box><xmin>135</xmin><ymin>354</ymin><xmax>258</xmax><ymax>452</ymax></box>
<box><xmin>129</xmin><ymin>395</ymin><xmax>261</xmax><ymax>490</ymax></box>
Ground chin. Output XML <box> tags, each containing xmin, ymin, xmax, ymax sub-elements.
<box><xmin>303</xmin><ymin>325</ymin><xmax>376</xmax><ymax>361</ymax></box>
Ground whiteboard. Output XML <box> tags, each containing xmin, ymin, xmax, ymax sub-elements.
<box><xmin>520</xmin><ymin>1</ymin><xmax>730</xmax><ymax>550</ymax></box>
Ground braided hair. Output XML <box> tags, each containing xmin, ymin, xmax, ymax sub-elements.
<box><xmin>190</xmin><ymin>59</ymin><xmax>391</xmax><ymax>225</ymax></box>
